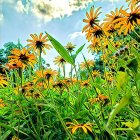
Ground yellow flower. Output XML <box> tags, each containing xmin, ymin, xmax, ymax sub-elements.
<box><xmin>27</xmin><ymin>33</ymin><xmax>52</xmax><ymax>54</ymax></box>
<box><xmin>8</xmin><ymin>48</ymin><xmax>36</xmax><ymax>69</ymax></box>
<box><xmin>80</xmin><ymin>60</ymin><xmax>94</xmax><ymax>70</ymax></box>
<box><xmin>5</xmin><ymin>61</ymin><xmax>22</xmax><ymax>70</ymax></box>
<box><xmin>34</xmin><ymin>69</ymin><xmax>57</xmax><ymax>84</ymax></box>
<box><xmin>92</xmin><ymin>70</ymin><xmax>100</xmax><ymax>77</ymax></box>
<box><xmin>81</xmin><ymin>80</ymin><xmax>90</xmax><ymax>87</ymax></box>
<box><xmin>85</xmin><ymin>24</ymin><xmax>106</xmax><ymax>42</ymax></box>
<box><xmin>104</xmin><ymin>8</ymin><xmax>123</xmax><ymax>26</ymax></box>
<box><xmin>82</xmin><ymin>6</ymin><xmax>101</xmax><ymax>32</ymax></box>
<box><xmin>88</xmin><ymin>38</ymin><xmax>101</xmax><ymax>53</ymax></box>
<box><xmin>126</xmin><ymin>0</ymin><xmax>140</xmax><ymax>6</ymax></box>
<box><xmin>0</xmin><ymin>99</ymin><xmax>6</xmax><ymax>108</ymax></box>
<box><xmin>11</xmin><ymin>136</ymin><xmax>21</xmax><ymax>140</ymax></box>
<box><xmin>0</xmin><ymin>74</ymin><xmax>8</xmax><ymax>87</ymax></box>
<box><xmin>66</xmin><ymin>120</ymin><xmax>93</xmax><ymax>134</ymax></box>
<box><xmin>65</xmin><ymin>42</ymin><xmax>76</xmax><ymax>53</ymax></box>
<box><xmin>114</xmin><ymin>5</ymin><xmax>140</xmax><ymax>35</ymax></box>
<box><xmin>53</xmin><ymin>56</ymin><xmax>66</xmax><ymax>67</ymax></box>
<box><xmin>89</xmin><ymin>94</ymin><xmax>109</xmax><ymax>104</ymax></box>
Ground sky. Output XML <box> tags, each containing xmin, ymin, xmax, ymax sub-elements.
<box><xmin>0</xmin><ymin>0</ymin><xmax>127</xmax><ymax>76</ymax></box>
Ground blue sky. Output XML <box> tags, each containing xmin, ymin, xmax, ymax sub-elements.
<box><xmin>0</xmin><ymin>0</ymin><xmax>127</xmax><ymax>75</ymax></box>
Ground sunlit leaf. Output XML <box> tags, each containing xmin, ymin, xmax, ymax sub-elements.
<box><xmin>46</xmin><ymin>32</ymin><xmax>74</xmax><ymax>65</ymax></box>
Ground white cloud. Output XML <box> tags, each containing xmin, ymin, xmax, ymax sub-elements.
<box><xmin>69</xmin><ymin>31</ymin><xmax>85</xmax><ymax>40</ymax></box>
<box><xmin>15</xmin><ymin>0</ymin><xmax>30</xmax><ymax>14</ymax></box>
<box><xmin>31</xmin><ymin>0</ymin><xmax>93</xmax><ymax>22</ymax></box>
<box><xmin>0</xmin><ymin>13</ymin><xmax>4</xmax><ymax>23</ymax></box>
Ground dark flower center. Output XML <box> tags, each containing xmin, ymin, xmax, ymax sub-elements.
<box><xmin>90</xmin><ymin>19</ymin><xmax>95</xmax><ymax>27</ymax></box>
<box><xmin>13</xmin><ymin>63</ymin><xmax>17</xmax><ymax>66</ymax></box>
<box><xmin>129</xmin><ymin>13</ymin><xmax>140</xmax><ymax>25</ymax></box>
<box><xmin>45</xmin><ymin>73</ymin><xmax>51</xmax><ymax>80</ymax></box>
<box><xmin>36</xmin><ymin>41</ymin><xmax>43</xmax><ymax>48</ymax></box>
<box><xmin>94</xmin><ymin>29</ymin><xmax>103</xmax><ymax>38</ymax></box>
<box><xmin>19</xmin><ymin>54</ymin><xmax>28</xmax><ymax>61</ymax></box>
<box><xmin>60</xmin><ymin>59</ymin><xmax>66</xmax><ymax>63</ymax></box>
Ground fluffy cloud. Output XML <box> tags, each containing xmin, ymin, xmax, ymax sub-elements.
<box><xmin>15</xmin><ymin>0</ymin><xmax>30</xmax><ymax>14</ymax></box>
<box><xmin>31</xmin><ymin>0</ymin><xmax>93</xmax><ymax>22</ymax></box>
<box><xmin>69</xmin><ymin>31</ymin><xmax>85</xmax><ymax>40</ymax></box>
<box><xmin>0</xmin><ymin>13</ymin><xmax>4</xmax><ymax>23</ymax></box>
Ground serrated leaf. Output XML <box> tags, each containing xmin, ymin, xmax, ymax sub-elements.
<box><xmin>46</xmin><ymin>32</ymin><xmax>74</xmax><ymax>65</ymax></box>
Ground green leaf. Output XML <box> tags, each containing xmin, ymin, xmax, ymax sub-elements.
<box><xmin>127</xmin><ymin>59</ymin><xmax>138</xmax><ymax>73</ymax></box>
<box><xmin>106</xmin><ymin>92</ymin><xmax>132</xmax><ymax>127</ymax></box>
<box><xmin>116</xmin><ymin>72</ymin><xmax>129</xmax><ymax>90</ymax></box>
<box><xmin>46</xmin><ymin>32</ymin><xmax>74</xmax><ymax>65</ymax></box>
<box><xmin>1</xmin><ymin>130</ymin><xmax>11</xmax><ymax>140</ymax></box>
<box><xmin>73</xmin><ymin>44</ymin><xmax>85</xmax><ymax>60</ymax></box>
<box><xmin>108</xmin><ymin>42</ymin><xmax>117</xmax><ymax>53</ymax></box>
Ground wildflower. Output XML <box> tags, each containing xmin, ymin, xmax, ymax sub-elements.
<box><xmin>44</xmin><ymin>69</ymin><xmax>57</xmax><ymax>81</ymax></box>
<box><xmin>81</xmin><ymin>80</ymin><xmax>90</xmax><ymax>87</ymax></box>
<box><xmin>5</xmin><ymin>61</ymin><xmax>22</xmax><ymax>70</ymax></box>
<box><xmin>104</xmin><ymin>8</ymin><xmax>123</xmax><ymax>26</ymax></box>
<box><xmin>8</xmin><ymin>48</ymin><xmax>36</xmax><ymax>69</ymax></box>
<box><xmin>0</xmin><ymin>74</ymin><xmax>8</xmax><ymax>87</ymax></box>
<box><xmin>114</xmin><ymin>5</ymin><xmax>140</xmax><ymax>35</ymax></box>
<box><xmin>92</xmin><ymin>70</ymin><xmax>100</xmax><ymax>77</ymax></box>
<box><xmin>66</xmin><ymin>120</ymin><xmax>93</xmax><ymax>134</ymax></box>
<box><xmin>33</xmin><ymin>92</ymin><xmax>41</xmax><ymax>99</ymax></box>
<box><xmin>126</xmin><ymin>0</ymin><xmax>140</xmax><ymax>6</ymax></box>
<box><xmin>80</xmin><ymin>60</ymin><xmax>94</xmax><ymax>70</ymax></box>
<box><xmin>82</xmin><ymin>6</ymin><xmax>101</xmax><ymax>32</ymax></box>
<box><xmin>89</xmin><ymin>94</ymin><xmax>109</xmax><ymax>105</ymax></box>
<box><xmin>65</xmin><ymin>42</ymin><xmax>76</xmax><ymax>53</ymax></box>
<box><xmin>53</xmin><ymin>56</ymin><xmax>66</xmax><ymax>67</ymax></box>
<box><xmin>88</xmin><ymin>38</ymin><xmax>101</xmax><ymax>53</ymax></box>
<box><xmin>27</xmin><ymin>33</ymin><xmax>52</xmax><ymax>54</ymax></box>
<box><xmin>0</xmin><ymin>99</ymin><xmax>5</xmax><ymax>108</ymax></box>
<box><xmin>11</xmin><ymin>136</ymin><xmax>21</xmax><ymax>140</ymax></box>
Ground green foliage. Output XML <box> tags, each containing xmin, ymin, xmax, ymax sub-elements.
<box><xmin>46</xmin><ymin>32</ymin><xmax>74</xmax><ymax>65</ymax></box>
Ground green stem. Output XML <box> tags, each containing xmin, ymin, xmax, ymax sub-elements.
<box><xmin>63</xmin><ymin>64</ymin><xmax>65</xmax><ymax>78</ymax></box>
<box><xmin>39</xmin><ymin>49</ymin><xmax>42</xmax><ymax>70</ymax></box>
<box><xmin>18</xmin><ymin>68</ymin><xmax>22</xmax><ymax>88</ymax></box>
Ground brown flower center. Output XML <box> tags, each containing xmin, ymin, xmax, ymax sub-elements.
<box><xmin>36</xmin><ymin>41</ymin><xmax>43</xmax><ymax>48</ymax></box>
<box><xmin>19</xmin><ymin>54</ymin><xmax>28</xmax><ymax>61</ymax></box>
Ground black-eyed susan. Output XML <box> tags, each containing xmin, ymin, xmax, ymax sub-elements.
<box><xmin>126</xmin><ymin>0</ymin><xmax>140</xmax><ymax>6</ymax></box>
<box><xmin>0</xmin><ymin>74</ymin><xmax>8</xmax><ymax>87</ymax></box>
<box><xmin>11</xmin><ymin>136</ymin><xmax>21</xmax><ymax>140</ymax></box>
<box><xmin>66</xmin><ymin>120</ymin><xmax>93</xmax><ymax>134</ymax></box>
<box><xmin>65</xmin><ymin>42</ymin><xmax>76</xmax><ymax>53</ymax></box>
<box><xmin>81</xmin><ymin>80</ymin><xmax>91</xmax><ymax>87</ymax></box>
<box><xmin>85</xmin><ymin>24</ymin><xmax>105</xmax><ymax>42</ymax></box>
<box><xmin>92</xmin><ymin>70</ymin><xmax>100</xmax><ymax>77</ymax></box>
<box><xmin>8</xmin><ymin>48</ymin><xmax>36</xmax><ymax>69</ymax></box>
<box><xmin>5</xmin><ymin>61</ymin><xmax>22</xmax><ymax>70</ymax></box>
<box><xmin>89</xmin><ymin>94</ymin><xmax>109</xmax><ymax>105</ymax></box>
<box><xmin>82</xmin><ymin>6</ymin><xmax>101</xmax><ymax>32</ymax></box>
<box><xmin>34</xmin><ymin>69</ymin><xmax>57</xmax><ymax>84</ymax></box>
<box><xmin>80</xmin><ymin>60</ymin><xmax>94</xmax><ymax>70</ymax></box>
<box><xmin>27</xmin><ymin>33</ymin><xmax>52</xmax><ymax>54</ymax></box>
<box><xmin>114</xmin><ymin>5</ymin><xmax>140</xmax><ymax>35</ymax></box>
<box><xmin>0</xmin><ymin>99</ymin><xmax>6</xmax><ymax>108</ymax></box>
<box><xmin>104</xmin><ymin>8</ymin><xmax>123</xmax><ymax>26</ymax></box>
<box><xmin>87</xmin><ymin>38</ymin><xmax>101</xmax><ymax>53</ymax></box>
<box><xmin>53</xmin><ymin>56</ymin><xmax>67</xmax><ymax>67</ymax></box>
